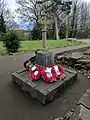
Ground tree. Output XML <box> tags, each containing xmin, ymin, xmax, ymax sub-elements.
<box><xmin>68</xmin><ymin>0</ymin><xmax>90</xmax><ymax>38</ymax></box>
<box><xmin>16</xmin><ymin>0</ymin><xmax>43</xmax><ymax>41</ymax></box>
<box><xmin>3</xmin><ymin>31</ymin><xmax>20</xmax><ymax>53</ymax></box>
<box><xmin>5</xmin><ymin>10</ymin><xmax>18</xmax><ymax>30</ymax></box>
<box><xmin>0</xmin><ymin>0</ymin><xmax>17</xmax><ymax>30</ymax></box>
<box><xmin>49</xmin><ymin>0</ymin><xmax>72</xmax><ymax>39</ymax></box>
<box><xmin>69</xmin><ymin>0</ymin><xmax>78</xmax><ymax>37</ymax></box>
<box><xmin>16</xmin><ymin>0</ymin><xmax>40</xmax><ymax>23</ymax></box>
<box><xmin>16</xmin><ymin>0</ymin><xmax>72</xmax><ymax>40</ymax></box>
<box><xmin>31</xmin><ymin>23</ymin><xmax>42</xmax><ymax>40</ymax></box>
<box><xmin>79</xmin><ymin>2</ymin><xmax>90</xmax><ymax>30</ymax></box>
<box><xmin>36</xmin><ymin>0</ymin><xmax>72</xmax><ymax>40</ymax></box>
<box><xmin>0</xmin><ymin>12</ymin><xmax>6</xmax><ymax>33</ymax></box>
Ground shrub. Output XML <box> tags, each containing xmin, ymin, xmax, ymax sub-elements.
<box><xmin>0</xmin><ymin>33</ymin><xmax>6</xmax><ymax>41</ymax></box>
<box><xmin>76</xmin><ymin>29</ymin><xmax>89</xmax><ymax>39</ymax></box>
<box><xmin>2</xmin><ymin>31</ymin><xmax>20</xmax><ymax>53</ymax></box>
<box><xmin>31</xmin><ymin>27</ymin><xmax>41</xmax><ymax>40</ymax></box>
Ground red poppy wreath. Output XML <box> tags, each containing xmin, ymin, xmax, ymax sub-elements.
<box><xmin>23</xmin><ymin>60</ymin><xmax>29</xmax><ymax>71</ymax></box>
<box><xmin>29</xmin><ymin>65</ymin><xmax>42</xmax><ymax>81</ymax></box>
<box><xmin>41</xmin><ymin>66</ymin><xmax>57</xmax><ymax>83</ymax></box>
<box><xmin>52</xmin><ymin>65</ymin><xmax>65</xmax><ymax>80</ymax></box>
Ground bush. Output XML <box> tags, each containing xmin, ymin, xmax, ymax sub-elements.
<box><xmin>2</xmin><ymin>31</ymin><xmax>20</xmax><ymax>53</ymax></box>
<box><xmin>76</xmin><ymin>29</ymin><xmax>90</xmax><ymax>39</ymax></box>
<box><xmin>0</xmin><ymin>33</ymin><xmax>6</xmax><ymax>41</ymax></box>
<box><xmin>31</xmin><ymin>27</ymin><xmax>41</xmax><ymax>40</ymax></box>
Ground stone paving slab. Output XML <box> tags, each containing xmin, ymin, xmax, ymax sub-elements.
<box><xmin>70</xmin><ymin>52</ymin><xmax>83</xmax><ymax>60</ymax></box>
<box><xmin>84</xmin><ymin>51</ymin><xmax>90</xmax><ymax>55</ymax></box>
<box><xmin>65</xmin><ymin>105</ymin><xmax>90</xmax><ymax>120</ymax></box>
<box><xmin>65</xmin><ymin>107</ymin><xmax>80</xmax><ymax>120</ymax></box>
<box><xmin>79</xmin><ymin>89</ymin><xmax>90</xmax><ymax>109</ymax></box>
<box><xmin>79</xmin><ymin>105</ymin><xmax>90</xmax><ymax>120</ymax></box>
<box><xmin>12</xmin><ymin>68</ymin><xmax>77</xmax><ymax>105</ymax></box>
<box><xmin>64</xmin><ymin>89</ymin><xmax>90</xmax><ymax>120</ymax></box>
<box><xmin>77</xmin><ymin>59</ymin><xmax>90</xmax><ymax>64</ymax></box>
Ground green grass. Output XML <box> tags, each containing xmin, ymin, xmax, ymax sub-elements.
<box><xmin>0</xmin><ymin>39</ymin><xmax>86</xmax><ymax>55</ymax></box>
<box><xmin>19</xmin><ymin>39</ymin><xmax>85</xmax><ymax>52</ymax></box>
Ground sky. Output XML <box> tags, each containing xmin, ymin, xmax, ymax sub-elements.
<box><xmin>6</xmin><ymin>0</ymin><xmax>16</xmax><ymax>12</ymax></box>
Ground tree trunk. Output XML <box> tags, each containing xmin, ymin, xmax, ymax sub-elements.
<box><xmin>54</xmin><ymin>16</ymin><xmax>59</xmax><ymax>40</ymax></box>
<box><xmin>66</xmin><ymin>16</ymin><xmax>69</xmax><ymax>39</ymax></box>
<box><xmin>42</xmin><ymin>15</ymin><xmax>46</xmax><ymax>48</ymax></box>
<box><xmin>70</xmin><ymin>3</ymin><xmax>76</xmax><ymax>38</ymax></box>
<box><xmin>52</xmin><ymin>22</ymin><xmax>55</xmax><ymax>39</ymax></box>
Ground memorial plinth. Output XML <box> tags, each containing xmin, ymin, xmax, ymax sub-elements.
<box><xmin>12</xmin><ymin>68</ymin><xmax>77</xmax><ymax>105</ymax></box>
<box><xmin>12</xmin><ymin>51</ymin><xmax>77</xmax><ymax>104</ymax></box>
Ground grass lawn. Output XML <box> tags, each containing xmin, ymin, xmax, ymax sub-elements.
<box><xmin>0</xmin><ymin>39</ymin><xmax>85</xmax><ymax>55</ymax></box>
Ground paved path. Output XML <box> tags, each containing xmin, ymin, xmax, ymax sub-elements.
<box><xmin>74</xmin><ymin>39</ymin><xmax>90</xmax><ymax>44</ymax></box>
<box><xmin>49</xmin><ymin>44</ymin><xmax>90</xmax><ymax>54</ymax></box>
<box><xmin>0</xmin><ymin>45</ymin><xmax>90</xmax><ymax>120</ymax></box>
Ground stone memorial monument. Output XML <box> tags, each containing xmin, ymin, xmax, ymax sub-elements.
<box><xmin>12</xmin><ymin>50</ymin><xmax>77</xmax><ymax>105</ymax></box>
<box><xmin>35</xmin><ymin>50</ymin><xmax>54</xmax><ymax>67</ymax></box>
<box><xmin>12</xmin><ymin>0</ymin><xmax>77</xmax><ymax>105</ymax></box>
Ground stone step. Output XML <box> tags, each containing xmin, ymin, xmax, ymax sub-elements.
<box><xmin>77</xmin><ymin>59</ymin><xmax>90</xmax><ymax>64</ymax></box>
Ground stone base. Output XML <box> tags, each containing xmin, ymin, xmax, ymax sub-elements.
<box><xmin>12</xmin><ymin>68</ymin><xmax>77</xmax><ymax>105</ymax></box>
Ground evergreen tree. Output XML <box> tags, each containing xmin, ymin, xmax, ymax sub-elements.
<box><xmin>0</xmin><ymin>12</ymin><xmax>6</xmax><ymax>33</ymax></box>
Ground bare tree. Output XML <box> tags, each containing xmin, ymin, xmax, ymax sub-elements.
<box><xmin>16</xmin><ymin>0</ymin><xmax>72</xmax><ymax>40</ymax></box>
<box><xmin>5</xmin><ymin>10</ymin><xmax>18</xmax><ymax>29</ymax></box>
<box><xmin>16</xmin><ymin>0</ymin><xmax>41</xmax><ymax>23</ymax></box>
<box><xmin>78</xmin><ymin>2</ymin><xmax>90</xmax><ymax>29</ymax></box>
<box><xmin>0</xmin><ymin>0</ymin><xmax>17</xmax><ymax>30</ymax></box>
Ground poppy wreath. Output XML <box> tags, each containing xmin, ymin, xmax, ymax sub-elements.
<box><xmin>29</xmin><ymin>65</ymin><xmax>42</xmax><ymax>81</ymax></box>
<box><xmin>52</xmin><ymin>65</ymin><xmax>65</xmax><ymax>80</ymax></box>
<box><xmin>41</xmin><ymin>66</ymin><xmax>56</xmax><ymax>83</ymax></box>
<box><xmin>23</xmin><ymin>60</ymin><xmax>29</xmax><ymax>71</ymax></box>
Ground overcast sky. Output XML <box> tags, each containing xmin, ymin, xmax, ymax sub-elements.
<box><xmin>6</xmin><ymin>0</ymin><xmax>16</xmax><ymax>12</ymax></box>
<box><xmin>6</xmin><ymin>0</ymin><xmax>90</xmax><ymax>12</ymax></box>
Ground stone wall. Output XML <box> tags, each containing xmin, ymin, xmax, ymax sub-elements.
<box><xmin>55</xmin><ymin>46</ymin><xmax>90</xmax><ymax>80</ymax></box>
